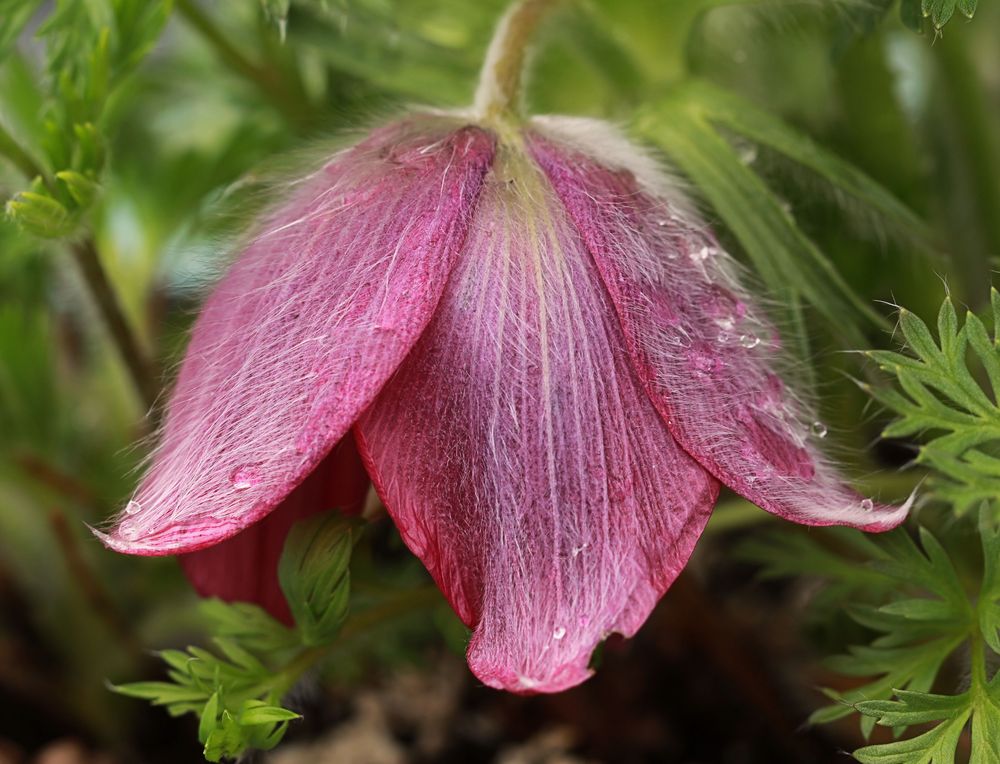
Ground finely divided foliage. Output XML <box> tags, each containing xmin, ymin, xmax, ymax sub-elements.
<box><xmin>3</xmin><ymin>0</ymin><xmax>992</xmax><ymax>761</ymax></box>
<box><xmin>864</xmin><ymin>293</ymin><xmax>1000</xmax><ymax>519</ymax></box>
<box><xmin>745</xmin><ymin>295</ymin><xmax>1000</xmax><ymax>763</ymax></box>
<box><xmin>114</xmin><ymin>513</ymin><xmax>356</xmax><ymax>761</ymax></box>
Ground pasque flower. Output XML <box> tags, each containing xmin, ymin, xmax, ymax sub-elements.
<box><xmin>102</xmin><ymin>0</ymin><xmax>911</xmax><ymax>693</ymax></box>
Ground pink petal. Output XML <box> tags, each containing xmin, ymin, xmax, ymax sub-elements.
<box><xmin>179</xmin><ymin>436</ymin><xmax>369</xmax><ymax>624</ymax></box>
<box><xmin>530</xmin><ymin>122</ymin><xmax>911</xmax><ymax>532</ymax></box>
<box><xmin>102</xmin><ymin>118</ymin><xmax>495</xmax><ymax>554</ymax></box>
<box><xmin>355</xmin><ymin>155</ymin><xmax>719</xmax><ymax>694</ymax></box>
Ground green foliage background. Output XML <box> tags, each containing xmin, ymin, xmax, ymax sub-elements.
<box><xmin>1</xmin><ymin>0</ymin><xmax>999</xmax><ymax>761</ymax></box>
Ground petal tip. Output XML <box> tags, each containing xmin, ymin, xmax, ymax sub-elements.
<box><xmin>468</xmin><ymin>642</ymin><xmax>595</xmax><ymax>695</ymax></box>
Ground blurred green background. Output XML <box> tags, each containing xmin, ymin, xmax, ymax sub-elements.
<box><xmin>1</xmin><ymin>1</ymin><xmax>998</xmax><ymax>761</ymax></box>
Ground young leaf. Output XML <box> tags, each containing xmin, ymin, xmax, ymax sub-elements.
<box><xmin>638</xmin><ymin>97</ymin><xmax>885</xmax><ymax>352</ymax></box>
<box><xmin>866</xmin><ymin>297</ymin><xmax>1000</xmax><ymax>518</ymax></box>
<box><xmin>278</xmin><ymin>511</ymin><xmax>356</xmax><ymax>646</ymax></box>
<box><xmin>664</xmin><ymin>79</ymin><xmax>932</xmax><ymax>248</ymax></box>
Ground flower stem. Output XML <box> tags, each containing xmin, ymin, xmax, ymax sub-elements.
<box><xmin>474</xmin><ymin>0</ymin><xmax>566</xmax><ymax>124</ymax></box>
<box><xmin>71</xmin><ymin>239</ymin><xmax>160</xmax><ymax>411</ymax></box>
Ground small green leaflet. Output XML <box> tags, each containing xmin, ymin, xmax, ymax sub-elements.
<box><xmin>112</xmin><ymin>510</ymin><xmax>356</xmax><ymax>761</ymax></box>
<box><xmin>864</xmin><ymin>293</ymin><xmax>1000</xmax><ymax>519</ymax></box>
<box><xmin>853</xmin><ymin>673</ymin><xmax>1000</xmax><ymax>763</ymax></box>
<box><xmin>739</xmin><ymin>504</ymin><xmax>1000</xmax><ymax>761</ymax></box>
<box><xmin>905</xmin><ymin>0</ymin><xmax>979</xmax><ymax>31</ymax></box>
<box><xmin>111</xmin><ymin>599</ymin><xmax>302</xmax><ymax>761</ymax></box>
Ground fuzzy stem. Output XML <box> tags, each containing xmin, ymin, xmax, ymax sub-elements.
<box><xmin>474</xmin><ymin>0</ymin><xmax>565</xmax><ymax>123</ymax></box>
<box><xmin>71</xmin><ymin>239</ymin><xmax>159</xmax><ymax>411</ymax></box>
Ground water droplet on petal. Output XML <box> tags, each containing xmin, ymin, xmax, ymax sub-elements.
<box><xmin>571</xmin><ymin>543</ymin><xmax>589</xmax><ymax>558</ymax></box>
<box><xmin>689</xmin><ymin>348</ymin><xmax>722</xmax><ymax>375</ymax></box>
<box><xmin>715</xmin><ymin>316</ymin><xmax>736</xmax><ymax>331</ymax></box>
<box><xmin>860</xmin><ymin>498</ymin><xmax>874</xmax><ymax>512</ymax></box>
<box><xmin>553</xmin><ymin>626</ymin><xmax>566</xmax><ymax>640</ymax></box>
<box><xmin>691</xmin><ymin>245</ymin><xmax>715</xmax><ymax>262</ymax></box>
<box><xmin>124</xmin><ymin>499</ymin><xmax>141</xmax><ymax>515</ymax></box>
<box><xmin>716</xmin><ymin>331</ymin><xmax>731</xmax><ymax>344</ymax></box>
<box><xmin>810</xmin><ymin>421</ymin><xmax>828</xmax><ymax>438</ymax></box>
<box><xmin>119</xmin><ymin>520</ymin><xmax>140</xmax><ymax>541</ymax></box>
<box><xmin>656</xmin><ymin>218</ymin><xmax>669</xmax><ymax>227</ymax></box>
<box><xmin>739</xmin><ymin>333</ymin><xmax>761</xmax><ymax>349</ymax></box>
<box><xmin>230</xmin><ymin>466</ymin><xmax>260</xmax><ymax>491</ymax></box>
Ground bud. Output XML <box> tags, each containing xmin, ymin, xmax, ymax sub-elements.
<box><xmin>277</xmin><ymin>512</ymin><xmax>355</xmax><ymax>646</ymax></box>
<box><xmin>6</xmin><ymin>188</ymin><xmax>74</xmax><ymax>238</ymax></box>
<box><xmin>101</xmin><ymin>0</ymin><xmax>911</xmax><ymax>694</ymax></box>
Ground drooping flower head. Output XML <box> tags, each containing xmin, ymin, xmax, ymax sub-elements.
<box><xmin>101</xmin><ymin>0</ymin><xmax>911</xmax><ymax>693</ymax></box>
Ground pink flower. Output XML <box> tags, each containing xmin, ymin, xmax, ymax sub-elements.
<box><xmin>101</xmin><ymin>113</ymin><xmax>911</xmax><ymax>693</ymax></box>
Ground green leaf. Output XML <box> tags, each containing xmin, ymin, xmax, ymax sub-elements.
<box><xmin>237</xmin><ymin>700</ymin><xmax>300</xmax><ymax>726</ymax></box>
<box><xmin>638</xmin><ymin>97</ymin><xmax>884</xmax><ymax>352</ymax></box>
<box><xmin>869</xmin><ymin>298</ymin><xmax>1000</xmax><ymax>519</ymax></box>
<box><xmin>111</xmin><ymin>681</ymin><xmax>209</xmax><ymax>705</ymax></box>
<box><xmin>0</xmin><ymin>0</ymin><xmax>45</xmax><ymax>61</ymax></box>
<box><xmin>278</xmin><ymin>511</ymin><xmax>356</xmax><ymax>646</ymax></box>
<box><xmin>5</xmin><ymin>190</ymin><xmax>76</xmax><ymax>238</ymax></box>
<box><xmin>198</xmin><ymin>691</ymin><xmax>220</xmax><ymax>743</ymax></box>
<box><xmin>853</xmin><ymin>706</ymin><xmax>970</xmax><ymax>763</ymax></box>
<box><xmin>55</xmin><ymin>169</ymin><xmax>99</xmax><ymax>207</ymax></box>
<box><xmin>664</xmin><ymin>80</ymin><xmax>932</xmax><ymax>248</ymax></box>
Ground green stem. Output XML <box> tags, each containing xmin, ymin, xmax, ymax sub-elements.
<box><xmin>174</xmin><ymin>0</ymin><xmax>310</xmax><ymax>126</ymax></box>
<box><xmin>71</xmin><ymin>239</ymin><xmax>160</xmax><ymax>411</ymax></box>
<box><xmin>474</xmin><ymin>0</ymin><xmax>566</xmax><ymax>124</ymax></box>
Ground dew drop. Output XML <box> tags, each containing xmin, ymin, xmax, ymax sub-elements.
<box><xmin>860</xmin><ymin>498</ymin><xmax>874</xmax><ymax>512</ymax></box>
<box><xmin>715</xmin><ymin>315</ymin><xmax>736</xmax><ymax>331</ymax></box>
<box><xmin>716</xmin><ymin>331</ymin><xmax>731</xmax><ymax>344</ymax></box>
<box><xmin>119</xmin><ymin>520</ymin><xmax>140</xmax><ymax>541</ymax></box>
<box><xmin>691</xmin><ymin>245</ymin><xmax>714</xmax><ymax>262</ymax></box>
<box><xmin>810</xmin><ymin>421</ymin><xmax>828</xmax><ymax>438</ymax></box>
<box><xmin>230</xmin><ymin>466</ymin><xmax>260</xmax><ymax>491</ymax></box>
<box><xmin>739</xmin><ymin>144</ymin><xmax>758</xmax><ymax>165</ymax></box>
<box><xmin>553</xmin><ymin>626</ymin><xmax>566</xmax><ymax>640</ymax></box>
<box><xmin>124</xmin><ymin>499</ymin><xmax>141</xmax><ymax>515</ymax></box>
<box><xmin>689</xmin><ymin>349</ymin><xmax>721</xmax><ymax>374</ymax></box>
<box><xmin>739</xmin><ymin>333</ymin><xmax>761</xmax><ymax>349</ymax></box>
<box><xmin>656</xmin><ymin>218</ymin><xmax>669</xmax><ymax>227</ymax></box>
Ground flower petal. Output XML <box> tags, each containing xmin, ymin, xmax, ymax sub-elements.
<box><xmin>355</xmin><ymin>149</ymin><xmax>718</xmax><ymax>694</ymax></box>
<box><xmin>530</xmin><ymin>120</ymin><xmax>911</xmax><ymax>532</ymax></box>
<box><xmin>102</xmin><ymin>118</ymin><xmax>495</xmax><ymax>554</ymax></box>
<box><xmin>179</xmin><ymin>436</ymin><xmax>369</xmax><ymax>624</ymax></box>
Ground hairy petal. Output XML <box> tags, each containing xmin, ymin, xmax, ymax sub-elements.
<box><xmin>179</xmin><ymin>436</ymin><xmax>369</xmax><ymax>624</ymax></box>
<box><xmin>356</xmin><ymin>150</ymin><xmax>718</xmax><ymax>694</ymax></box>
<box><xmin>530</xmin><ymin>122</ymin><xmax>910</xmax><ymax>531</ymax></box>
<box><xmin>102</xmin><ymin>118</ymin><xmax>495</xmax><ymax>554</ymax></box>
